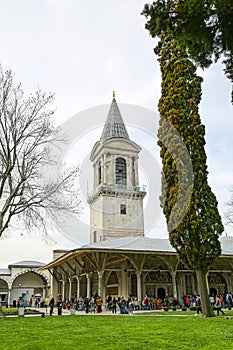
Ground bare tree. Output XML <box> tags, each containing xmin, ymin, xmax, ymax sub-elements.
<box><xmin>225</xmin><ymin>187</ymin><xmax>233</xmax><ymax>227</ymax></box>
<box><xmin>0</xmin><ymin>65</ymin><xmax>81</xmax><ymax>238</ymax></box>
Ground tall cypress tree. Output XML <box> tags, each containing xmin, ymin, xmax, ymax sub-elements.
<box><xmin>156</xmin><ymin>37</ymin><xmax>224</xmax><ymax>317</ymax></box>
<box><xmin>142</xmin><ymin>0</ymin><xmax>233</xmax><ymax>103</ymax></box>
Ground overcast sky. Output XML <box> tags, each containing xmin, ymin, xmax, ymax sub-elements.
<box><xmin>0</xmin><ymin>0</ymin><xmax>233</xmax><ymax>267</ymax></box>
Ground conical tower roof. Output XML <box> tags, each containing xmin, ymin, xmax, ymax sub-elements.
<box><xmin>100</xmin><ymin>92</ymin><xmax>130</xmax><ymax>143</ymax></box>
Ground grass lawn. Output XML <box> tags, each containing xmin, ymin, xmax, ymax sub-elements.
<box><xmin>1</xmin><ymin>313</ymin><xmax>233</xmax><ymax>350</ymax></box>
<box><xmin>2</xmin><ymin>308</ymin><xmax>42</xmax><ymax>315</ymax></box>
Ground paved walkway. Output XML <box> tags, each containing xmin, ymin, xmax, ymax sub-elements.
<box><xmin>33</xmin><ymin>307</ymin><xmax>200</xmax><ymax>317</ymax></box>
<box><xmin>34</xmin><ymin>306</ymin><xmax>129</xmax><ymax>316</ymax></box>
<box><xmin>7</xmin><ymin>306</ymin><xmax>228</xmax><ymax>317</ymax></box>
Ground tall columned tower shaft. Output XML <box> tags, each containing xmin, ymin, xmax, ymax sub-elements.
<box><xmin>87</xmin><ymin>93</ymin><xmax>146</xmax><ymax>243</ymax></box>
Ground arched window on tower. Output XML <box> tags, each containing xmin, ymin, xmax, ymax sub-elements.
<box><xmin>115</xmin><ymin>157</ymin><xmax>126</xmax><ymax>186</ymax></box>
<box><xmin>98</xmin><ymin>161</ymin><xmax>102</xmax><ymax>185</ymax></box>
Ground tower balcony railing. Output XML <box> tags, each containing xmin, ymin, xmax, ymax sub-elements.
<box><xmin>87</xmin><ymin>183</ymin><xmax>146</xmax><ymax>201</ymax></box>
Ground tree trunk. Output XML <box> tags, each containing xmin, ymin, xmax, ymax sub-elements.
<box><xmin>196</xmin><ymin>269</ymin><xmax>215</xmax><ymax>317</ymax></box>
<box><xmin>0</xmin><ymin>302</ymin><xmax>5</xmax><ymax>318</ymax></box>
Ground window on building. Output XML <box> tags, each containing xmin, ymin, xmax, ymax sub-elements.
<box><xmin>98</xmin><ymin>161</ymin><xmax>102</xmax><ymax>185</ymax></box>
<box><xmin>131</xmin><ymin>273</ymin><xmax>137</xmax><ymax>296</ymax></box>
<box><xmin>93</xmin><ymin>230</ymin><xmax>97</xmax><ymax>243</ymax></box>
<box><xmin>115</xmin><ymin>157</ymin><xmax>126</xmax><ymax>185</ymax></box>
<box><xmin>120</xmin><ymin>204</ymin><xmax>126</xmax><ymax>215</ymax></box>
<box><xmin>184</xmin><ymin>274</ymin><xmax>193</xmax><ymax>295</ymax></box>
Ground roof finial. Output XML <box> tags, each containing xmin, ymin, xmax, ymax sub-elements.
<box><xmin>113</xmin><ymin>90</ymin><xmax>115</xmax><ymax>99</ymax></box>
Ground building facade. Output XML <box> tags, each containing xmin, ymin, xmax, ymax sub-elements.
<box><xmin>0</xmin><ymin>261</ymin><xmax>51</xmax><ymax>307</ymax></box>
<box><xmin>88</xmin><ymin>92</ymin><xmax>146</xmax><ymax>243</ymax></box>
<box><xmin>43</xmin><ymin>94</ymin><xmax>233</xmax><ymax>306</ymax></box>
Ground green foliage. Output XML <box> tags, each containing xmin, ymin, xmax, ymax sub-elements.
<box><xmin>156</xmin><ymin>37</ymin><xmax>224</xmax><ymax>271</ymax></box>
<box><xmin>2</xmin><ymin>308</ymin><xmax>18</xmax><ymax>314</ymax></box>
<box><xmin>142</xmin><ymin>0</ymin><xmax>233</xmax><ymax>102</ymax></box>
<box><xmin>2</xmin><ymin>308</ymin><xmax>42</xmax><ymax>315</ymax></box>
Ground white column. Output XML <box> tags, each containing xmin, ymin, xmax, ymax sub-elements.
<box><xmin>76</xmin><ymin>277</ymin><xmax>80</xmax><ymax>299</ymax></box>
<box><xmin>134</xmin><ymin>157</ymin><xmax>139</xmax><ymax>187</ymax></box>
<box><xmin>126</xmin><ymin>157</ymin><xmax>131</xmax><ymax>188</ymax></box>
<box><xmin>50</xmin><ymin>275</ymin><xmax>54</xmax><ymax>299</ymax></box>
<box><xmin>86</xmin><ymin>274</ymin><xmax>91</xmax><ymax>298</ymax></box>
<box><xmin>97</xmin><ymin>271</ymin><xmax>104</xmax><ymax>299</ymax></box>
<box><xmin>93</xmin><ymin>163</ymin><xmax>97</xmax><ymax>189</ymax></box>
<box><xmin>68</xmin><ymin>277</ymin><xmax>72</xmax><ymax>301</ymax></box>
<box><xmin>136</xmin><ymin>272</ymin><xmax>142</xmax><ymax>302</ymax></box>
<box><xmin>171</xmin><ymin>272</ymin><xmax>177</xmax><ymax>299</ymax></box>
<box><xmin>8</xmin><ymin>288</ymin><xmax>11</xmax><ymax>307</ymax></box>
<box><xmin>111</xmin><ymin>155</ymin><xmax>115</xmax><ymax>185</ymax></box>
<box><xmin>103</xmin><ymin>154</ymin><xmax>106</xmax><ymax>184</ymax></box>
<box><xmin>62</xmin><ymin>280</ymin><xmax>66</xmax><ymax>301</ymax></box>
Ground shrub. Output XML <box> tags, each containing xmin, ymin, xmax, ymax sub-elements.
<box><xmin>189</xmin><ymin>306</ymin><xmax>197</xmax><ymax>311</ymax></box>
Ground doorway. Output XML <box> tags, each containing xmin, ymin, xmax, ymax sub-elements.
<box><xmin>157</xmin><ymin>287</ymin><xmax>166</xmax><ymax>300</ymax></box>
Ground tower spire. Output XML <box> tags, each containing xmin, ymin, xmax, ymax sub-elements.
<box><xmin>100</xmin><ymin>92</ymin><xmax>130</xmax><ymax>143</ymax></box>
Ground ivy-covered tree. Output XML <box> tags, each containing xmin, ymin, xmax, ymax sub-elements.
<box><xmin>142</xmin><ymin>0</ymin><xmax>233</xmax><ymax>103</ymax></box>
<box><xmin>154</xmin><ymin>36</ymin><xmax>224</xmax><ymax>317</ymax></box>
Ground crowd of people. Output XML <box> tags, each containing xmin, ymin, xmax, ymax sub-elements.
<box><xmin>183</xmin><ymin>293</ymin><xmax>232</xmax><ymax>309</ymax></box>
<box><xmin>12</xmin><ymin>295</ymin><xmax>50</xmax><ymax>309</ymax></box>
<box><xmin>14</xmin><ymin>291</ymin><xmax>232</xmax><ymax>316</ymax></box>
<box><xmin>69</xmin><ymin>294</ymin><xmax>181</xmax><ymax>314</ymax></box>
<box><xmin>181</xmin><ymin>293</ymin><xmax>232</xmax><ymax>315</ymax></box>
<box><xmin>105</xmin><ymin>292</ymin><xmax>232</xmax><ymax>315</ymax></box>
<box><xmin>54</xmin><ymin>294</ymin><xmax>104</xmax><ymax>314</ymax></box>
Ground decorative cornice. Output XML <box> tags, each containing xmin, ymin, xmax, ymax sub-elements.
<box><xmin>87</xmin><ymin>184</ymin><xmax>146</xmax><ymax>204</ymax></box>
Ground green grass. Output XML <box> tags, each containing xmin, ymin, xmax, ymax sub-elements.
<box><xmin>2</xmin><ymin>308</ymin><xmax>42</xmax><ymax>315</ymax></box>
<box><xmin>1</xmin><ymin>313</ymin><xmax>233</xmax><ymax>350</ymax></box>
<box><xmin>2</xmin><ymin>308</ymin><xmax>19</xmax><ymax>314</ymax></box>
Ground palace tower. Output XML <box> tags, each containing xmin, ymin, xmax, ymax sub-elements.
<box><xmin>87</xmin><ymin>93</ymin><xmax>146</xmax><ymax>243</ymax></box>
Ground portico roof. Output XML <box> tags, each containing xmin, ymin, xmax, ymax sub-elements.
<box><xmin>42</xmin><ymin>237</ymin><xmax>176</xmax><ymax>270</ymax></box>
<box><xmin>42</xmin><ymin>235</ymin><xmax>233</xmax><ymax>271</ymax></box>
<box><xmin>81</xmin><ymin>236</ymin><xmax>175</xmax><ymax>252</ymax></box>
